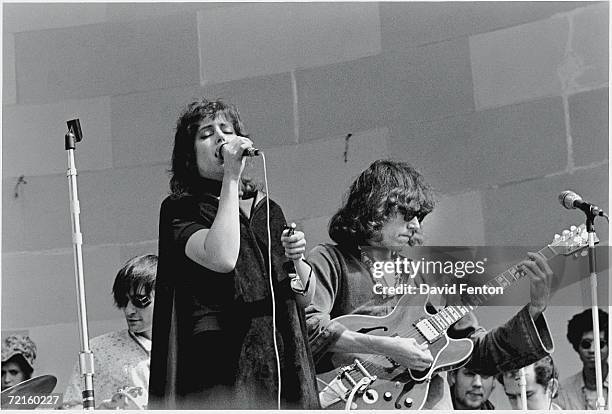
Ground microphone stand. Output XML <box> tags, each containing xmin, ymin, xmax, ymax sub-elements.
<box><xmin>518</xmin><ymin>367</ymin><xmax>527</xmax><ymax>411</ymax></box>
<box><xmin>65</xmin><ymin>120</ymin><xmax>96</xmax><ymax>409</ymax></box>
<box><xmin>584</xmin><ymin>208</ymin><xmax>606</xmax><ymax>410</ymax></box>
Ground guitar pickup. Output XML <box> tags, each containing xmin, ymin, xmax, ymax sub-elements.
<box><xmin>414</xmin><ymin>319</ymin><xmax>440</xmax><ymax>342</ymax></box>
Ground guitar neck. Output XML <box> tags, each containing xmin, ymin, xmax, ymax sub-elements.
<box><xmin>426</xmin><ymin>244</ymin><xmax>558</xmax><ymax>331</ymax></box>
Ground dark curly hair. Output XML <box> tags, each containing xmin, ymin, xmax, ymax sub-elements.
<box><xmin>112</xmin><ymin>254</ymin><xmax>158</xmax><ymax>308</ymax></box>
<box><xmin>329</xmin><ymin>159</ymin><xmax>435</xmax><ymax>247</ymax></box>
<box><xmin>566</xmin><ymin>308</ymin><xmax>609</xmax><ymax>351</ymax></box>
<box><xmin>169</xmin><ymin>98</ymin><xmax>257</xmax><ymax>198</ymax></box>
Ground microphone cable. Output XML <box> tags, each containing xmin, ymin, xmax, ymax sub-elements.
<box><xmin>260</xmin><ymin>152</ymin><xmax>282</xmax><ymax>409</ymax></box>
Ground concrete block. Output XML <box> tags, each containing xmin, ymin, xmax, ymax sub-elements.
<box><xmin>426</xmin><ymin>191</ymin><xmax>486</xmax><ymax>246</ymax></box>
<box><xmin>382</xmin><ymin>38</ymin><xmax>474</xmax><ymax>124</ymax></box>
<box><xmin>111</xmin><ymin>74</ymin><xmax>294</xmax><ymax>168</ymax></box>
<box><xmin>570</xmin><ymin>3</ymin><xmax>609</xmax><ymax>89</ymax></box>
<box><xmin>105</xmin><ymin>2</ymin><xmax>222</xmax><ymax>22</ymax></box>
<box><xmin>2</xmin><ymin>165</ymin><xmax>165</xmax><ymax>252</ymax></box>
<box><xmin>3</xmin><ymin>97</ymin><xmax>113</xmax><ymax>177</ymax></box>
<box><xmin>569</xmin><ymin>88</ymin><xmax>609</xmax><ymax>166</ymax></box>
<box><xmin>296</xmin><ymin>55</ymin><xmax>385</xmax><ymax>143</ymax></box>
<box><xmin>1</xmin><ymin>245</ymin><xmax>122</xmax><ymax>327</ymax></box>
<box><xmin>2</xmin><ymin>3</ymin><xmax>106</xmax><ymax>33</ymax></box>
<box><xmin>197</xmin><ymin>3</ymin><xmax>381</xmax><ymax>83</ymax></box>
<box><xmin>203</xmin><ymin>73</ymin><xmax>295</xmax><ymax>148</ymax></box>
<box><xmin>470</xmin><ymin>14</ymin><xmax>567</xmax><ymax>109</ymax></box>
<box><xmin>111</xmin><ymin>86</ymin><xmax>199</xmax><ymax>168</ymax></box>
<box><xmin>104</xmin><ymin>164</ymin><xmax>169</xmax><ymax>244</ymax></box>
<box><xmin>381</xmin><ymin>1</ymin><xmax>588</xmax><ymax>50</ymax></box>
<box><xmin>15</xmin><ymin>14</ymin><xmax>199</xmax><ymax>103</ymax></box>
<box><xmin>300</xmin><ymin>216</ymin><xmax>333</xmax><ymax>250</ymax></box>
<box><xmin>2</xmin><ymin>174</ymin><xmax>75</xmax><ymax>252</ymax></box>
<box><xmin>388</xmin><ymin>97</ymin><xmax>567</xmax><ymax>194</ymax></box>
<box><xmin>3</xmin><ymin>33</ymin><xmax>16</xmax><ymax>105</ymax></box>
<box><xmin>482</xmin><ymin>164</ymin><xmax>609</xmax><ymax>246</ymax></box>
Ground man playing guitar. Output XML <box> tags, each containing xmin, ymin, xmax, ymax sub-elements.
<box><xmin>305</xmin><ymin>160</ymin><xmax>555</xmax><ymax>410</ymax></box>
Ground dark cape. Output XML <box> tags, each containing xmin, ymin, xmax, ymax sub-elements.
<box><xmin>148</xmin><ymin>186</ymin><xmax>319</xmax><ymax>409</ymax></box>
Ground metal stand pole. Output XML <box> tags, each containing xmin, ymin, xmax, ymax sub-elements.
<box><xmin>518</xmin><ymin>367</ymin><xmax>528</xmax><ymax>411</ymax></box>
<box><xmin>585</xmin><ymin>215</ymin><xmax>605</xmax><ymax>410</ymax></box>
<box><xmin>65</xmin><ymin>120</ymin><xmax>95</xmax><ymax>409</ymax></box>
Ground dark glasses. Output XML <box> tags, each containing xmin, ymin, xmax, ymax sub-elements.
<box><xmin>120</xmin><ymin>294</ymin><xmax>151</xmax><ymax>309</ymax></box>
<box><xmin>580</xmin><ymin>338</ymin><xmax>608</xmax><ymax>349</ymax></box>
<box><xmin>404</xmin><ymin>211</ymin><xmax>428</xmax><ymax>223</ymax></box>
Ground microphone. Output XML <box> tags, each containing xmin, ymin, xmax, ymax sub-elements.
<box><xmin>216</xmin><ymin>143</ymin><xmax>261</xmax><ymax>160</ymax></box>
<box><xmin>559</xmin><ymin>190</ymin><xmax>607</xmax><ymax>217</ymax></box>
<box><xmin>242</xmin><ymin>147</ymin><xmax>261</xmax><ymax>157</ymax></box>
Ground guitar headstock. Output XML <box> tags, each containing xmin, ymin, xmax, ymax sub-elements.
<box><xmin>548</xmin><ymin>224</ymin><xmax>596</xmax><ymax>256</ymax></box>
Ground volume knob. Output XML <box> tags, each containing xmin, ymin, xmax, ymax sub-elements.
<box><xmin>383</xmin><ymin>391</ymin><xmax>393</xmax><ymax>401</ymax></box>
<box><xmin>404</xmin><ymin>397</ymin><xmax>413</xmax><ymax>408</ymax></box>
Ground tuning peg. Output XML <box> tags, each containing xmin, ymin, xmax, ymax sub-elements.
<box><xmin>562</xmin><ymin>229</ymin><xmax>571</xmax><ymax>238</ymax></box>
<box><xmin>570</xmin><ymin>225</ymin><xmax>577</xmax><ymax>233</ymax></box>
<box><xmin>554</xmin><ymin>234</ymin><xmax>561</xmax><ymax>242</ymax></box>
<box><xmin>573</xmin><ymin>236</ymin><xmax>582</xmax><ymax>245</ymax></box>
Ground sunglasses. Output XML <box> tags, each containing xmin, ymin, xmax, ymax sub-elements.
<box><xmin>119</xmin><ymin>294</ymin><xmax>151</xmax><ymax>309</ymax></box>
<box><xmin>404</xmin><ymin>211</ymin><xmax>428</xmax><ymax>223</ymax></box>
<box><xmin>580</xmin><ymin>338</ymin><xmax>608</xmax><ymax>349</ymax></box>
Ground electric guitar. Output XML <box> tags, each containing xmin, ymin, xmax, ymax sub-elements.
<box><xmin>317</xmin><ymin>224</ymin><xmax>594</xmax><ymax>410</ymax></box>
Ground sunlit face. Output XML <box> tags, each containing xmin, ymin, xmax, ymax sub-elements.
<box><xmin>1</xmin><ymin>361</ymin><xmax>27</xmax><ymax>390</ymax></box>
<box><xmin>194</xmin><ymin>114</ymin><xmax>237</xmax><ymax>181</ymax></box>
<box><xmin>502</xmin><ymin>364</ymin><xmax>554</xmax><ymax>410</ymax></box>
<box><xmin>368</xmin><ymin>212</ymin><xmax>422</xmax><ymax>250</ymax></box>
<box><xmin>122</xmin><ymin>287</ymin><xmax>155</xmax><ymax>340</ymax></box>
<box><xmin>577</xmin><ymin>330</ymin><xmax>608</xmax><ymax>369</ymax></box>
<box><xmin>450</xmin><ymin>367</ymin><xmax>495</xmax><ymax>409</ymax></box>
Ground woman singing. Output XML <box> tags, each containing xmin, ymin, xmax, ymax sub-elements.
<box><xmin>148</xmin><ymin>99</ymin><xmax>319</xmax><ymax>409</ymax></box>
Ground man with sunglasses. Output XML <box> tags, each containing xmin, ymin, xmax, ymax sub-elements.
<box><xmin>556</xmin><ymin>308</ymin><xmax>609</xmax><ymax>410</ymax></box>
<box><xmin>62</xmin><ymin>255</ymin><xmax>157</xmax><ymax>409</ymax></box>
<box><xmin>306</xmin><ymin>160</ymin><xmax>555</xmax><ymax>409</ymax></box>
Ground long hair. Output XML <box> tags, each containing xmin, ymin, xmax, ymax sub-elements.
<box><xmin>329</xmin><ymin>160</ymin><xmax>435</xmax><ymax>247</ymax></box>
<box><xmin>169</xmin><ymin>98</ymin><xmax>257</xmax><ymax>198</ymax></box>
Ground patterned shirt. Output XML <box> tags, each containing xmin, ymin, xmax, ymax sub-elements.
<box><xmin>63</xmin><ymin>329</ymin><xmax>150</xmax><ymax>408</ymax></box>
<box><xmin>556</xmin><ymin>370</ymin><xmax>609</xmax><ymax>410</ymax></box>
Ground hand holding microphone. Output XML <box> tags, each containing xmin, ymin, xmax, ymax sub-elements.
<box><xmin>216</xmin><ymin>138</ymin><xmax>260</xmax><ymax>162</ymax></box>
<box><xmin>281</xmin><ymin>223</ymin><xmax>307</xmax><ymax>261</ymax></box>
<box><xmin>216</xmin><ymin>136</ymin><xmax>260</xmax><ymax>178</ymax></box>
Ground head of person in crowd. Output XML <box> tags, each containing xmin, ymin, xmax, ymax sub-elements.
<box><xmin>448</xmin><ymin>366</ymin><xmax>496</xmax><ymax>409</ymax></box>
<box><xmin>1</xmin><ymin>335</ymin><xmax>37</xmax><ymax>390</ymax></box>
<box><xmin>112</xmin><ymin>254</ymin><xmax>158</xmax><ymax>340</ymax></box>
<box><xmin>328</xmin><ymin>159</ymin><xmax>435</xmax><ymax>250</ymax></box>
<box><xmin>169</xmin><ymin>98</ymin><xmax>257</xmax><ymax>198</ymax></box>
<box><xmin>566</xmin><ymin>308</ymin><xmax>608</xmax><ymax>370</ymax></box>
<box><xmin>497</xmin><ymin>355</ymin><xmax>559</xmax><ymax>410</ymax></box>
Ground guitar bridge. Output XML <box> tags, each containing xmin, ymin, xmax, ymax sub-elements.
<box><xmin>319</xmin><ymin>359</ymin><xmax>377</xmax><ymax>408</ymax></box>
<box><xmin>340</xmin><ymin>359</ymin><xmax>377</xmax><ymax>391</ymax></box>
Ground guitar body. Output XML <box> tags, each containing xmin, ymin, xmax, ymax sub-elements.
<box><xmin>317</xmin><ymin>293</ymin><xmax>473</xmax><ymax>410</ymax></box>
<box><xmin>316</xmin><ymin>224</ymin><xmax>590</xmax><ymax>410</ymax></box>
